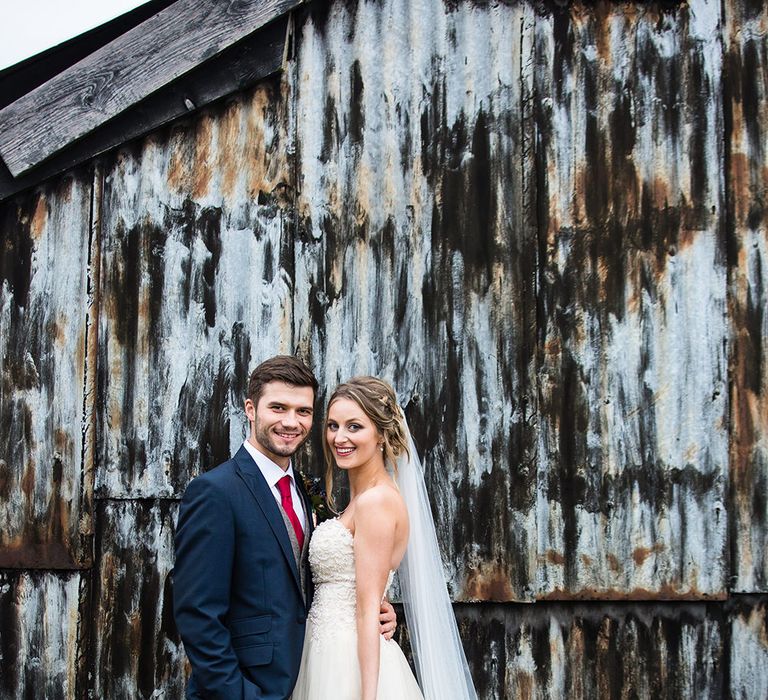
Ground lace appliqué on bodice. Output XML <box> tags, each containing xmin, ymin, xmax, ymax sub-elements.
<box><xmin>307</xmin><ymin>518</ymin><xmax>394</xmax><ymax>646</ymax></box>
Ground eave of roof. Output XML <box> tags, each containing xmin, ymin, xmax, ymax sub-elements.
<box><xmin>0</xmin><ymin>0</ymin><xmax>302</xmax><ymax>202</ymax></box>
<box><xmin>0</xmin><ymin>0</ymin><xmax>179</xmax><ymax>111</ymax></box>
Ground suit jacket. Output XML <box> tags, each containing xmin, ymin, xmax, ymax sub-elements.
<box><xmin>173</xmin><ymin>445</ymin><xmax>315</xmax><ymax>699</ymax></box>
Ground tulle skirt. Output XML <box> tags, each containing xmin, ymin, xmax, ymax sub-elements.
<box><xmin>292</xmin><ymin>620</ymin><xmax>424</xmax><ymax>699</ymax></box>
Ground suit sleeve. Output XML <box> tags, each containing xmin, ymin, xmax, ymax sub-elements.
<box><xmin>173</xmin><ymin>475</ymin><xmax>263</xmax><ymax>699</ymax></box>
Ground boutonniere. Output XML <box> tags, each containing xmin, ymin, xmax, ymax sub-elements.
<box><xmin>297</xmin><ymin>471</ymin><xmax>334</xmax><ymax>526</ymax></box>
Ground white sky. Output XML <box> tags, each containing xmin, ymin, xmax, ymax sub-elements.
<box><xmin>1</xmin><ymin>0</ymin><xmax>152</xmax><ymax>70</ymax></box>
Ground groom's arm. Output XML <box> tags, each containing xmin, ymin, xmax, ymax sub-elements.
<box><xmin>173</xmin><ymin>475</ymin><xmax>263</xmax><ymax>699</ymax></box>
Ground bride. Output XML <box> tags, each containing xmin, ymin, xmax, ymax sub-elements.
<box><xmin>292</xmin><ymin>377</ymin><xmax>476</xmax><ymax>700</ymax></box>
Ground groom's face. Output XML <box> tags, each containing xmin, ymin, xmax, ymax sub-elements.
<box><xmin>245</xmin><ymin>381</ymin><xmax>315</xmax><ymax>468</ymax></box>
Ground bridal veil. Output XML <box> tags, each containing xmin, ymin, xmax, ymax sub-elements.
<box><xmin>396</xmin><ymin>418</ymin><xmax>478</xmax><ymax>700</ymax></box>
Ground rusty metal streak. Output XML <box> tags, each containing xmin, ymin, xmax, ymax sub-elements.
<box><xmin>96</xmin><ymin>81</ymin><xmax>294</xmax><ymax>498</ymax></box>
<box><xmin>87</xmin><ymin>500</ymin><xmax>185</xmax><ymax>698</ymax></box>
<box><xmin>451</xmin><ymin>598</ymin><xmax>733</xmax><ymax>699</ymax></box>
<box><xmin>0</xmin><ymin>571</ymin><xmax>81</xmax><ymax>698</ymax></box>
<box><xmin>729</xmin><ymin>596</ymin><xmax>768</xmax><ymax>698</ymax></box>
<box><xmin>1</xmin><ymin>1</ymin><xmax>768</xmax><ymax>697</ymax></box>
<box><xmin>293</xmin><ymin>0</ymin><xmax>538</xmax><ymax>602</ymax></box>
<box><xmin>725</xmin><ymin>0</ymin><xmax>768</xmax><ymax>594</ymax></box>
<box><xmin>0</xmin><ymin>174</ymin><xmax>93</xmax><ymax>568</ymax></box>
<box><xmin>534</xmin><ymin>0</ymin><xmax>728</xmax><ymax>599</ymax></box>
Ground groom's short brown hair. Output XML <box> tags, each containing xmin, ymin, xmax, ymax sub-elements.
<box><xmin>247</xmin><ymin>355</ymin><xmax>318</xmax><ymax>407</ymax></box>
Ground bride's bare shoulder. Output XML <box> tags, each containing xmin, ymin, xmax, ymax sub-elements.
<box><xmin>356</xmin><ymin>484</ymin><xmax>407</xmax><ymax>521</ymax></box>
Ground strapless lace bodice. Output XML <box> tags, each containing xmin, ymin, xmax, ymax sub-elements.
<box><xmin>307</xmin><ymin>518</ymin><xmax>393</xmax><ymax>644</ymax></box>
<box><xmin>293</xmin><ymin>518</ymin><xmax>424</xmax><ymax>699</ymax></box>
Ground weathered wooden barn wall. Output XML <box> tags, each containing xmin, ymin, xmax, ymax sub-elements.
<box><xmin>1</xmin><ymin>0</ymin><xmax>767</xmax><ymax>698</ymax></box>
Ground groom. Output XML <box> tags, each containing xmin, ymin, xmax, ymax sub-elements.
<box><xmin>173</xmin><ymin>355</ymin><xmax>396</xmax><ymax>699</ymax></box>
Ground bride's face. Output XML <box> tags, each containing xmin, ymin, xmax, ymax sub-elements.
<box><xmin>326</xmin><ymin>398</ymin><xmax>383</xmax><ymax>471</ymax></box>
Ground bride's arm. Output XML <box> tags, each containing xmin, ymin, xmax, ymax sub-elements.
<box><xmin>354</xmin><ymin>490</ymin><xmax>398</xmax><ymax>700</ymax></box>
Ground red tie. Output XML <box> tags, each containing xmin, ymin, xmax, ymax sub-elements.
<box><xmin>277</xmin><ymin>475</ymin><xmax>305</xmax><ymax>551</ymax></box>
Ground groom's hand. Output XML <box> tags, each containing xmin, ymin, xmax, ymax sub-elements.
<box><xmin>378</xmin><ymin>599</ymin><xmax>397</xmax><ymax>640</ymax></box>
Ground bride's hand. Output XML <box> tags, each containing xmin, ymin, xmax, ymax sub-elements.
<box><xmin>378</xmin><ymin>599</ymin><xmax>397</xmax><ymax>640</ymax></box>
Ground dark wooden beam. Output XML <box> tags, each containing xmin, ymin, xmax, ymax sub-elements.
<box><xmin>0</xmin><ymin>15</ymin><xmax>288</xmax><ymax>202</ymax></box>
<box><xmin>0</xmin><ymin>0</ymin><xmax>178</xmax><ymax>110</ymax></box>
<box><xmin>0</xmin><ymin>0</ymin><xmax>301</xmax><ymax>177</ymax></box>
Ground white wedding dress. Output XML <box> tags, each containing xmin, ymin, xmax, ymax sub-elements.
<box><xmin>292</xmin><ymin>518</ymin><xmax>424</xmax><ymax>699</ymax></box>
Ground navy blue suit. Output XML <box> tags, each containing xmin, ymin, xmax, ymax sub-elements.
<box><xmin>173</xmin><ymin>446</ymin><xmax>315</xmax><ymax>699</ymax></box>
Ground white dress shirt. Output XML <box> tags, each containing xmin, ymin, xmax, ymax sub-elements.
<box><xmin>242</xmin><ymin>440</ymin><xmax>307</xmax><ymax>531</ymax></box>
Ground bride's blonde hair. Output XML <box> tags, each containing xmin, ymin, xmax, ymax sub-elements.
<box><xmin>323</xmin><ymin>376</ymin><xmax>410</xmax><ymax>509</ymax></box>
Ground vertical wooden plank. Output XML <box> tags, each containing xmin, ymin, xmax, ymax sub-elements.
<box><xmin>294</xmin><ymin>0</ymin><xmax>538</xmax><ymax>601</ymax></box>
<box><xmin>0</xmin><ymin>571</ymin><xmax>81</xmax><ymax>698</ymax></box>
<box><xmin>87</xmin><ymin>500</ymin><xmax>185</xmax><ymax>699</ymax></box>
<box><xmin>725</xmin><ymin>0</ymin><xmax>768</xmax><ymax>593</ymax></box>
<box><xmin>0</xmin><ymin>173</ymin><xmax>93</xmax><ymax>568</ymax></box>
<box><xmin>535</xmin><ymin>0</ymin><xmax>728</xmax><ymax>599</ymax></box>
<box><xmin>96</xmin><ymin>79</ymin><xmax>294</xmax><ymax>498</ymax></box>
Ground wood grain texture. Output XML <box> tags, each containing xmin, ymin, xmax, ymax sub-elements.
<box><xmin>725</xmin><ymin>0</ymin><xmax>768</xmax><ymax>594</ymax></box>
<box><xmin>0</xmin><ymin>0</ymin><xmax>178</xmax><ymax>110</ymax></box>
<box><xmin>0</xmin><ymin>0</ymin><xmax>301</xmax><ymax>177</ymax></box>
<box><xmin>0</xmin><ymin>173</ymin><xmax>94</xmax><ymax>568</ymax></box>
<box><xmin>534</xmin><ymin>0</ymin><xmax>728</xmax><ymax>599</ymax></box>
<box><xmin>293</xmin><ymin>0</ymin><xmax>538</xmax><ymax>602</ymax></box>
<box><xmin>96</xmin><ymin>80</ymin><xmax>294</xmax><ymax>498</ymax></box>
<box><xmin>0</xmin><ymin>16</ymin><xmax>287</xmax><ymax>203</ymax></box>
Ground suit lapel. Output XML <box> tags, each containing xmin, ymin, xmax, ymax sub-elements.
<box><xmin>233</xmin><ymin>446</ymin><xmax>302</xmax><ymax>595</ymax></box>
